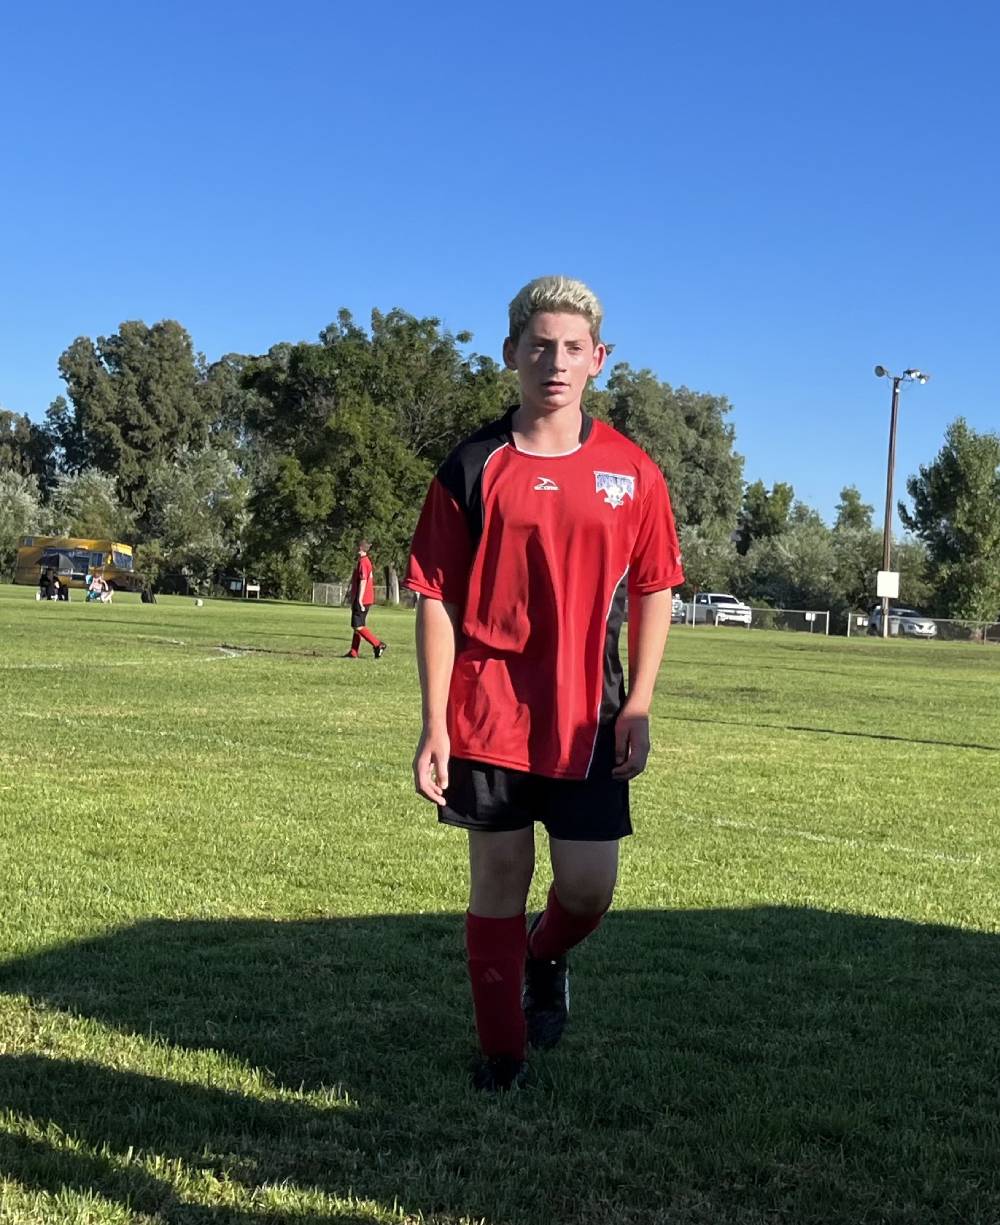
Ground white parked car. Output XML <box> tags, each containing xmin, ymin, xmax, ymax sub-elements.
<box><xmin>867</xmin><ymin>606</ymin><xmax>938</xmax><ymax>639</ymax></box>
<box><xmin>692</xmin><ymin>592</ymin><xmax>752</xmax><ymax>627</ymax></box>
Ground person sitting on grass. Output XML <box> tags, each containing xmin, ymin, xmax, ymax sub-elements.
<box><xmin>405</xmin><ymin>275</ymin><xmax>684</xmax><ymax>1092</ymax></box>
<box><xmin>87</xmin><ymin>572</ymin><xmax>112</xmax><ymax>603</ymax></box>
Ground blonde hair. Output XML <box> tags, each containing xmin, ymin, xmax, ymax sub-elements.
<box><xmin>507</xmin><ymin>276</ymin><xmax>603</xmax><ymax>346</ymax></box>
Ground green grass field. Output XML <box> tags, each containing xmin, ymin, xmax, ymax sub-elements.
<box><xmin>1</xmin><ymin>583</ymin><xmax>999</xmax><ymax>1225</ymax></box>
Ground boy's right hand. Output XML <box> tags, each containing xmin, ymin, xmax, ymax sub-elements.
<box><xmin>413</xmin><ymin>728</ymin><xmax>450</xmax><ymax>806</ymax></box>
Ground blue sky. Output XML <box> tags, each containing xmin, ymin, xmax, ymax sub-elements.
<box><xmin>2</xmin><ymin>0</ymin><xmax>997</xmax><ymax>527</ymax></box>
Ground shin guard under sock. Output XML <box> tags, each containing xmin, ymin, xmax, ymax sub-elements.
<box><xmin>528</xmin><ymin>884</ymin><xmax>605</xmax><ymax>961</ymax></box>
<box><xmin>465</xmin><ymin>911</ymin><xmax>527</xmax><ymax>1060</ymax></box>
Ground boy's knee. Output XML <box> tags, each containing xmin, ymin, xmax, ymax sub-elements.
<box><xmin>469</xmin><ymin>848</ymin><xmax>533</xmax><ymax>915</ymax></box>
<box><xmin>555</xmin><ymin>880</ymin><xmax>615</xmax><ymax>917</ymax></box>
<box><xmin>479</xmin><ymin>851</ymin><xmax>532</xmax><ymax>892</ymax></box>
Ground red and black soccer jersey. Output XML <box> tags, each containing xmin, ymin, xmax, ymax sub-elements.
<box><xmin>351</xmin><ymin>555</ymin><xmax>375</xmax><ymax>607</ymax></box>
<box><xmin>405</xmin><ymin>410</ymin><xmax>684</xmax><ymax>780</ymax></box>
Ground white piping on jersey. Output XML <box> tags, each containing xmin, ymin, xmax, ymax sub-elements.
<box><xmin>512</xmin><ymin>442</ymin><xmax>582</xmax><ymax>457</ymax></box>
<box><xmin>585</xmin><ymin>564</ymin><xmax>630</xmax><ymax>777</ymax></box>
<box><xmin>479</xmin><ymin>442</ymin><xmax>510</xmax><ymax>528</ymax></box>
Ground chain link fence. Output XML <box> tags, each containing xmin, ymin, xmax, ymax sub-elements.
<box><xmin>846</xmin><ymin>611</ymin><xmax>1000</xmax><ymax>643</ymax></box>
<box><xmin>677</xmin><ymin>604</ymin><xmax>830</xmax><ymax>635</ymax></box>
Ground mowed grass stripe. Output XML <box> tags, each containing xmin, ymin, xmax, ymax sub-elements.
<box><xmin>2</xmin><ymin>582</ymin><xmax>1000</xmax><ymax>1224</ymax></box>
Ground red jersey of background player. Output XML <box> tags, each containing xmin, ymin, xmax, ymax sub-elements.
<box><xmin>405</xmin><ymin>408</ymin><xmax>684</xmax><ymax>779</ymax></box>
<box><xmin>350</xmin><ymin>554</ymin><xmax>375</xmax><ymax>606</ymax></box>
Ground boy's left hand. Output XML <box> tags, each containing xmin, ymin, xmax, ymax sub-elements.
<box><xmin>612</xmin><ymin>709</ymin><xmax>651</xmax><ymax>779</ymax></box>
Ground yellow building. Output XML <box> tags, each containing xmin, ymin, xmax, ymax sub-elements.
<box><xmin>15</xmin><ymin>536</ymin><xmax>140</xmax><ymax>592</ymax></box>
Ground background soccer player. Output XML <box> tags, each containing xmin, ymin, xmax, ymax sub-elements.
<box><xmin>405</xmin><ymin>277</ymin><xmax>684</xmax><ymax>1091</ymax></box>
<box><xmin>345</xmin><ymin>540</ymin><xmax>387</xmax><ymax>659</ymax></box>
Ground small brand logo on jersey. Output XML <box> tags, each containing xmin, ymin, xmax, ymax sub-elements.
<box><xmin>533</xmin><ymin>475</ymin><xmax>560</xmax><ymax>491</ymax></box>
<box><xmin>594</xmin><ymin>471</ymin><xmax>635</xmax><ymax>508</ymax></box>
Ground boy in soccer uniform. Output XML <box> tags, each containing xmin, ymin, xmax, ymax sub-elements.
<box><xmin>345</xmin><ymin>541</ymin><xmax>387</xmax><ymax>659</ymax></box>
<box><xmin>405</xmin><ymin>277</ymin><xmax>684</xmax><ymax>1091</ymax></box>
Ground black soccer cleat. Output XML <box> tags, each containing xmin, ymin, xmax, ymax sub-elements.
<box><xmin>373</xmin><ymin>642</ymin><xmax>388</xmax><ymax>659</ymax></box>
<box><xmin>523</xmin><ymin>918</ymin><xmax>570</xmax><ymax>1050</ymax></box>
<box><xmin>471</xmin><ymin>1054</ymin><xmax>528</xmax><ymax>1093</ymax></box>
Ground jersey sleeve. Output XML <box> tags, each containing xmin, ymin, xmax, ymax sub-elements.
<box><xmin>629</xmin><ymin>464</ymin><xmax>685</xmax><ymax>594</ymax></box>
<box><xmin>404</xmin><ymin>475</ymin><xmax>473</xmax><ymax>604</ymax></box>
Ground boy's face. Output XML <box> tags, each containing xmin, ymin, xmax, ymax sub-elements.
<box><xmin>503</xmin><ymin>311</ymin><xmax>606</xmax><ymax>413</ymax></box>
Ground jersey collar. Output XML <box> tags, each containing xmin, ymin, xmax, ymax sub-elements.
<box><xmin>503</xmin><ymin>406</ymin><xmax>594</xmax><ymax>447</ymax></box>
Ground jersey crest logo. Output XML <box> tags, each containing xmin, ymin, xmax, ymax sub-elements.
<box><xmin>594</xmin><ymin>471</ymin><xmax>635</xmax><ymax>508</ymax></box>
<box><xmin>533</xmin><ymin>475</ymin><xmax>560</xmax><ymax>491</ymax></box>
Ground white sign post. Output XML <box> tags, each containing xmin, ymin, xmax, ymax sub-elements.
<box><xmin>876</xmin><ymin>570</ymin><xmax>900</xmax><ymax>640</ymax></box>
<box><xmin>876</xmin><ymin>571</ymin><xmax>900</xmax><ymax>599</ymax></box>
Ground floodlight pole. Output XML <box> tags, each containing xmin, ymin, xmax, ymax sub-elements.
<box><xmin>880</xmin><ymin>375</ymin><xmax>902</xmax><ymax>640</ymax></box>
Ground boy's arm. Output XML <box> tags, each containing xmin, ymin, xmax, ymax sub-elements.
<box><xmin>612</xmin><ymin>588</ymin><xmax>673</xmax><ymax>780</ymax></box>
<box><xmin>413</xmin><ymin>595</ymin><xmax>461</xmax><ymax>806</ymax></box>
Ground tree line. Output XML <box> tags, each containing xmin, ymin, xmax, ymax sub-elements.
<box><xmin>1</xmin><ymin>311</ymin><xmax>998</xmax><ymax>625</ymax></box>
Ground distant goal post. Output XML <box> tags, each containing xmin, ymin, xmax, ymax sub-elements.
<box><xmin>745</xmin><ymin>607</ymin><xmax>830</xmax><ymax>635</ymax></box>
<box><xmin>312</xmin><ymin>582</ymin><xmax>412</xmax><ymax>607</ymax></box>
<box><xmin>312</xmin><ymin>582</ymin><xmax>347</xmax><ymax>607</ymax></box>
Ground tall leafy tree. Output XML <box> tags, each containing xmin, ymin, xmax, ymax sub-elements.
<box><xmin>676</xmin><ymin>522</ymin><xmax>743</xmax><ymax>593</ymax></box>
<box><xmin>242</xmin><ymin>310</ymin><xmax>514</xmax><ymax>591</ymax></box>
<box><xmin>0</xmin><ymin>409</ymin><xmax>35</xmax><ymax>474</ymax></box>
<box><xmin>604</xmin><ymin>364</ymin><xmax>743</xmax><ymax>529</ymax></box>
<box><xmin>363</xmin><ymin>308</ymin><xmax>516</xmax><ymax>467</ymax></box>
<box><xmin>900</xmin><ymin>417</ymin><xmax>1000</xmax><ymax>620</ymax></box>
<box><xmin>0</xmin><ymin>408</ymin><xmax>55</xmax><ymax>492</ymax></box>
<box><xmin>830</xmin><ymin>527</ymin><xmax>931</xmax><ymax>617</ymax></box>
<box><xmin>735</xmin><ymin>480</ymin><xmax>795</xmax><ymax>554</ymax></box>
<box><xmin>199</xmin><ymin>352</ymin><xmax>272</xmax><ymax>486</ymax></box>
<box><xmin>834</xmin><ymin>485</ymin><xmax>874</xmax><ymax>532</ymax></box>
<box><xmin>0</xmin><ymin>470</ymin><xmax>43</xmax><ymax>578</ymax></box>
<box><xmin>50</xmin><ymin>321</ymin><xmax>209</xmax><ymax>518</ymax></box>
<box><xmin>48</xmin><ymin>470</ymin><xmax>135</xmax><ymax>540</ymax></box>
<box><xmin>744</xmin><ymin>515</ymin><xmax>839</xmax><ymax>612</ymax></box>
<box><xmin>143</xmin><ymin>447</ymin><xmax>249</xmax><ymax>593</ymax></box>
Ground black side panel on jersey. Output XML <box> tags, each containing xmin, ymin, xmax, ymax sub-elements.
<box><xmin>600</xmin><ymin>570</ymin><xmax>629</xmax><ymax>723</ymax></box>
<box><xmin>435</xmin><ymin>413</ymin><xmax>513</xmax><ymax>549</ymax></box>
<box><xmin>436</xmin><ymin>408</ymin><xmax>594</xmax><ymax>549</ymax></box>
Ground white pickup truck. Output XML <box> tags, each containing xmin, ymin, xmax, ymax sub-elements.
<box><xmin>692</xmin><ymin>592</ymin><xmax>753</xmax><ymax>626</ymax></box>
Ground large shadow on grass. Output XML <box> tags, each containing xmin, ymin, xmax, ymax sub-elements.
<box><xmin>2</xmin><ymin>909</ymin><xmax>1000</xmax><ymax>1224</ymax></box>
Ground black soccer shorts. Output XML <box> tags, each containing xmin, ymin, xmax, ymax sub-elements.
<box><xmin>350</xmin><ymin>606</ymin><xmax>370</xmax><ymax>629</ymax></box>
<box><xmin>440</xmin><ymin>722</ymin><xmax>631</xmax><ymax>841</ymax></box>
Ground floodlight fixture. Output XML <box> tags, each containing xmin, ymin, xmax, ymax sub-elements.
<box><xmin>875</xmin><ymin>366</ymin><xmax>932</xmax><ymax>384</ymax></box>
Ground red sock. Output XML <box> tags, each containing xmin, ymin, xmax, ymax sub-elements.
<box><xmin>466</xmin><ymin>911</ymin><xmax>527</xmax><ymax>1060</ymax></box>
<box><xmin>349</xmin><ymin>633</ymin><xmax>361</xmax><ymax>655</ymax></box>
<box><xmin>357</xmin><ymin>626</ymin><xmax>380</xmax><ymax>648</ymax></box>
<box><xmin>528</xmin><ymin>884</ymin><xmax>605</xmax><ymax>961</ymax></box>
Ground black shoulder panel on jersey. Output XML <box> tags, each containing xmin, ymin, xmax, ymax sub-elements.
<box><xmin>435</xmin><ymin>411</ymin><xmax>514</xmax><ymax>547</ymax></box>
<box><xmin>436</xmin><ymin>408</ymin><xmax>594</xmax><ymax>548</ymax></box>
